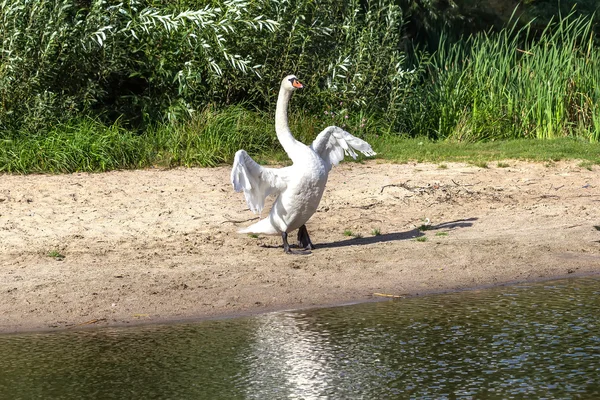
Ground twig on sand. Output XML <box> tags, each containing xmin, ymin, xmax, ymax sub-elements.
<box><xmin>349</xmin><ymin>216</ymin><xmax>384</xmax><ymax>223</ymax></box>
<box><xmin>451</xmin><ymin>179</ymin><xmax>479</xmax><ymax>187</ymax></box>
<box><xmin>380</xmin><ymin>182</ymin><xmax>412</xmax><ymax>194</ymax></box>
<box><xmin>75</xmin><ymin>318</ymin><xmax>107</xmax><ymax>326</ymax></box>
<box><xmin>373</xmin><ymin>292</ymin><xmax>406</xmax><ymax>299</ymax></box>
<box><xmin>350</xmin><ymin>203</ymin><xmax>379</xmax><ymax>210</ymax></box>
<box><xmin>221</xmin><ymin>215</ymin><xmax>260</xmax><ymax>224</ymax></box>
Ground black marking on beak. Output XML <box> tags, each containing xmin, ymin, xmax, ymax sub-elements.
<box><xmin>289</xmin><ymin>77</ymin><xmax>304</xmax><ymax>88</ymax></box>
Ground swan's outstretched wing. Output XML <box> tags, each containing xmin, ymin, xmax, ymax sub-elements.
<box><xmin>231</xmin><ymin>150</ymin><xmax>287</xmax><ymax>214</ymax></box>
<box><xmin>310</xmin><ymin>126</ymin><xmax>376</xmax><ymax>171</ymax></box>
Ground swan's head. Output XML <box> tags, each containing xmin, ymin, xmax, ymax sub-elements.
<box><xmin>281</xmin><ymin>75</ymin><xmax>304</xmax><ymax>91</ymax></box>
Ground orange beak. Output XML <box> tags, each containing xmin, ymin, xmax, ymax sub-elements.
<box><xmin>292</xmin><ymin>80</ymin><xmax>304</xmax><ymax>89</ymax></box>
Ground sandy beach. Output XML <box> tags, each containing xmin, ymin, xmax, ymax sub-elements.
<box><xmin>1</xmin><ymin>160</ymin><xmax>599</xmax><ymax>334</ymax></box>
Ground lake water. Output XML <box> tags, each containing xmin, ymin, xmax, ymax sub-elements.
<box><xmin>1</xmin><ymin>277</ymin><xmax>599</xmax><ymax>399</ymax></box>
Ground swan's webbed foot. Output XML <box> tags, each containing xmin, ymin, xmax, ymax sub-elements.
<box><xmin>282</xmin><ymin>231</ymin><xmax>311</xmax><ymax>255</ymax></box>
<box><xmin>297</xmin><ymin>225</ymin><xmax>316</xmax><ymax>250</ymax></box>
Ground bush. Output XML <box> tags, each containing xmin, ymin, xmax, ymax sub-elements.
<box><xmin>0</xmin><ymin>0</ymin><xmax>412</xmax><ymax>135</ymax></box>
<box><xmin>1</xmin><ymin>0</ymin><xmax>600</xmax><ymax>171</ymax></box>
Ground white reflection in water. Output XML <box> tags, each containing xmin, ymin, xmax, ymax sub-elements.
<box><xmin>242</xmin><ymin>312</ymin><xmax>334</xmax><ymax>399</ymax></box>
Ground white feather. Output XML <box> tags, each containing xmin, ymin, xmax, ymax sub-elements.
<box><xmin>310</xmin><ymin>126</ymin><xmax>376</xmax><ymax>171</ymax></box>
<box><xmin>231</xmin><ymin>150</ymin><xmax>286</xmax><ymax>215</ymax></box>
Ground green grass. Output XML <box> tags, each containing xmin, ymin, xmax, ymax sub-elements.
<box><xmin>415</xmin><ymin>236</ymin><xmax>428</xmax><ymax>242</ymax></box>
<box><xmin>0</xmin><ymin>106</ymin><xmax>275</xmax><ymax>173</ymax></box>
<box><xmin>369</xmin><ymin>136</ymin><xmax>600</xmax><ymax>165</ymax></box>
<box><xmin>1</xmin><ymin>108</ymin><xmax>600</xmax><ymax>174</ymax></box>
<box><xmin>417</xmin><ymin>218</ymin><xmax>432</xmax><ymax>232</ymax></box>
<box><xmin>343</xmin><ymin>229</ymin><xmax>363</xmax><ymax>239</ymax></box>
<box><xmin>435</xmin><ymin>232</ymin><xmax>448</xmax><ymax>237</ymax></box>
<box><xmin>371</xmin><ymin>228</ymin><xmax>381</xmax><ymax>236</ymax></box>
<box><xmin>47</xmin><ymin>250</ymin><xmax>65</xmax><ymax>260</ymax></box>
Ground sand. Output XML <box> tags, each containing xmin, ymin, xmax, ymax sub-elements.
<box><xmin>1</xmin><ymin>160</ymin><xmax>599</xmax><ymax>333</ymax></box>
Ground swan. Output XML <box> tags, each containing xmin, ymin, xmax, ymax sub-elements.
<box><xmin>231</xmin><ymin>75</ymin><xmax>376</xmax><ymax>254</ymax></box>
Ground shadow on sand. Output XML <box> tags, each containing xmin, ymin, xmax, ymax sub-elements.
<box><xmin>318</xmin><ymin>218</ymin><xmax>478</xmax><ymax>249</ymax></box>
<box><xmin>260</xmin><ymin>218</ymin><xmax>478</xmax><ymax>251</ymax></box>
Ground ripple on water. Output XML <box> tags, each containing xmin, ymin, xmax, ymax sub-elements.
<box><xmin>0</xmin><ymin>277</ymin><xmax>599</xmax><ymax>399</ymax></box>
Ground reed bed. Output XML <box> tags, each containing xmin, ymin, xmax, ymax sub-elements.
<box><xmin>412</xmin><ymin>13</ymin><xmax>600</xmax><ymax>142</ymax></box>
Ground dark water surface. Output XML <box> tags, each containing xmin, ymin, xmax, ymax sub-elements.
<box><xmin>1</xmin><ymin>277</ymin><xmax>599</xmax><ymax>399</ymax></box>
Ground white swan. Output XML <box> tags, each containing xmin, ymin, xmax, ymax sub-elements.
<box><xmin>231</xmin><ymin>75</ymin><xmax>376</xmax><ymax>253</ymax></box>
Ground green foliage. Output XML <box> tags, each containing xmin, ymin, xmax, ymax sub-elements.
<box><xmin>2</xmin><ymin>1</ymin><xmax>600</xmax><ymax>174</ymax></box>
<box><xmin>0</xmin><ymin>0</ymin><xmax>278</xmax><ymax>132</ymax></box>
<box><xmin>418</xmin><ymin>223</ymin><xmax>431</xmax><ymax>232</ymax></box>
<box><xmin>1</xmin><ymin>111</ymin><xmax>599</xmax><ymax>174</ymax></box>
<box><xmin>0</xmin><ymin>106</ymin><xmax>275</xmax><ymax>172</ymax></box>
<box><xmin>47</xmin><ymin>250</ymin><xmax>65</xmax><ymax>260</ymax></box>
<box><xmin>369</xmin><ymin>136</ymin><xmax>600</xmax><ymax>164</ymax></box>
<box><xmin>0</xmin><ymin>0</ymin><xmax>410</xmax><ymax>135</ymax></box>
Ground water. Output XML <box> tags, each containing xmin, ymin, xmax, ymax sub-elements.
<box><xmin>1</xmin><ymin>277</ymin><xmax>599</xmax><ymax>399</ymax></box>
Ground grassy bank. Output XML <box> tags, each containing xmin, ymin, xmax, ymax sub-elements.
<box><xmin>1</xmin><ymin>107</ymin><xmax>598</xmax><ymax>174</ymax></box>
<box><xmin>0</xmin><ymin>107</ymin><xmax>273</xmax><ymax>173</ymax></box>
<box><xmin>370</xmin><ymin>136</ymin><xmax>600</xmax><ymax>167</ymax></box>
<box><xmin>2</xmin><ymin>1</ymin><xmax>600</xmax><ymax>173</ymax></box>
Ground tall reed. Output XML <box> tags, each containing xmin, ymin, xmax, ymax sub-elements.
<box><xmin>410</xmin><ymin>12</ymin><xmax>600</xmax><ymax>142</ymax></box>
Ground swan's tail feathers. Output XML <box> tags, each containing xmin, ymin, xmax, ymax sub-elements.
<box><xmin>231</xmin><ymin>150</ymin><xmax>287</xmax><ymax>214</ymax></box>
<box><xmin>310</xmin><ymin>126</ymin><xmax>376</xmax><ymax>170</ymax></box>
<box><xmin>238</xmin><ymin>217</ymin><xmax>279</xmax><ymax>235</ymax></box>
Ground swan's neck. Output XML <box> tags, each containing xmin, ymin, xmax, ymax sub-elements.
<box><xmin>275</xmin><ymin>88</ymin><xmax>298</xmax><ymax>154</ymax></box>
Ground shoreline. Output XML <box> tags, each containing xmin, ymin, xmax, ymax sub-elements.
<box><xmin>1</xmin><ymin>160</ymin><xmax>599</xmax><ymax>334</ymax></box>
<box><xmin>2</xmin><ymin>271</ymin><xmax>599</xmax><ymax>336</ymax></box>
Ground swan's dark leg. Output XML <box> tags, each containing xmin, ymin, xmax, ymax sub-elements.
<box><xmin>283</xmin><ymin>230</ymin><xmax>312</xmax><ymax>255</ymax></box>
<box><xmin>282</xmin><ymin>232</ymin><xmax>292</xmax><ymax>254</ymax></box>
<box><xmin>297</xmin><ymin>225</ymin><xmax>316</xmax><ymax>250</ymax></box>
<box><xmin>296</xmin><ymin>227</ymin><xmax>304</xmax><ymax>247</ymax></box>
